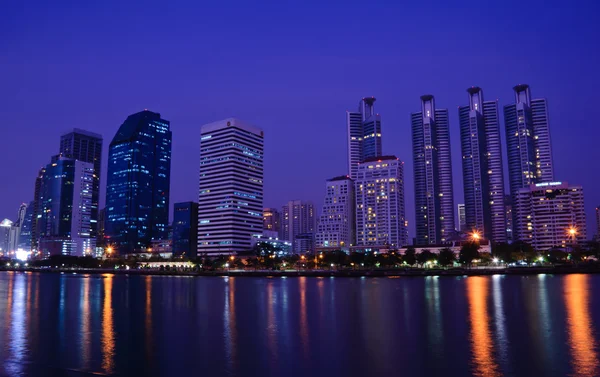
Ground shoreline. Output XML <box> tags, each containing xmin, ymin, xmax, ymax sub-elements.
<box><xmin>1</xmin><ymin>265</ymin><xmax>600</xmax><ymax>278</ymax></box>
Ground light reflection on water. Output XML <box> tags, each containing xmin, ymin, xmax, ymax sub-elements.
<box><xmin>1</xmin><ymin>272</ymin><xmax>600</xmax><ymax>376</ymax></box>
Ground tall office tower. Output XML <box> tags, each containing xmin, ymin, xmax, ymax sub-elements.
<box><xmin>263</xmin><ymin>208</ymin><xmax>280</xmax><ymax>234</ymax></box>
<box><xmin>347</xmin><ymin>97</ymin><xmax>383</xmax><ymax>180</ymax></box>
<box><xmin>281</xmin><ymin>200</ymin><xmax>316</xmax><ymax>252</ymax></box>
<box><xmin>411</xmin><ymin>95</ymin><xmax>455</xmax><ymax>245</ymax></box>
<box><xmin>315</xmin><ymin>176</ymin><xmax>356</xmax><ymax>249</ymax></box>
<box><xmin>60</xmin><ymin>129</ymin><xmax>103</xmax><ymax>240</ymax></box>
<box><xmin>514</xmin><ymin>182</ymin><xmax>586</xmax><ymax>251</ymax></box>
<box><xmin>17</xmin><ymin>201</ymin><xmax>34</xmax><ymax>251</ymax></box>
<box><xmin>457</xmin><ymin>204</ymin><xmax>467</xmax><ymax>232</ymax></box>
<box><xmin>459</xmin><ymin>87</ymin><xmax>506</xmax><ymax>242</ymax></box>
<box><xmin>596</xmin><ymin>206</ymin><xmax>600</xmax><ymax>239</ymax></box>
<box><xmin>355</xmin><ymin>156</ymin><xmax>407</xmax><ymax>248</ymax></box>
<box><xmin>37</xmin><ymin>157</ymin><xmax>95</xmax><ymax>257</ymax></box>
<box><xmin>97</xmin><ymin>208</ymin><xmax>106</xmax><ymax>247</ymax></box>
<box><xmin>505</xmin><ymin>195</ymin><xmax>513</xmax><ymax>242</ymax></box>
<box><xmin>31</xmin><ymin>167</ymin><xmax>45</xmax><ymax>252</ymax></box>
<box><xmin>172</xmin><ymin>202</ymin><xmax>199</xmax><ymax>258</ymax></box>
<box><xmin>105</xmin><ymin>110</ymin><xmax>172</xmax><ymax>254</ymax></box>
<box><xmin>504</xmin><ymin>85</ymin><xmax>554</xmax><ymax>241</ymax></box>
<box><xmin>197</xmin><ymin>118</ymin><xmax>263</xmax><ymax>255</ymax></box>
<box><xmin>0</xmin><ymin>219</ymin><xmax>12</xmax><ymax>255</ymax></box>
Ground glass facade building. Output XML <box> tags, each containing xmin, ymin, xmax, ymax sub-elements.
<box><xmin>346</xmin><ymin>97</ymin><xmax>382</xmax><ymax>180</ymax></box>
<box><xmin>172</xmin><ymin>202</ymin><xmax>198</xmax><ymax>258</ymax></box>
<box><xmin>105</xmin><ymin>110</ymin><xmax>172</xmax><ymax>254</ymax></box>
<box><xmin>17</xmin><ymin>201</ymin><xmax>34</xmax><ymax>251</ymax></box>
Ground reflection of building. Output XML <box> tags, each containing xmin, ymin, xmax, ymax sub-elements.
<box><xmin>347</xmin><ymin>97</ymin><xmax>382</xmax><ymax>180</ymax></box>
<box><xmin>263</xmin><ymin>208</ymin><xmax>280</xmax><ymax>234</ymax></box>
<box><xmin>105</xmin><ymin>110</ymin><xmax>172</xmax><ymax>254</ymax></box>
<box><xmin>197</xmin><ymin>118</ymin><xmax>264</xmax><ymax>255</ymax></box>
<box><xmin>457</xmin><ymin>204</ymin><xmax>467</xmax><ymax>232</ymax></box>
<box><xmin>316</xmin><ymin>176</ymin><xmax>355</xmax><ymax>250</ymax></box>
<box><xmin>60</xmin><ymin>129</ymin><xmax>103</xmax><ymax>240</ymax></box>
<box><xmin>172</xmin><ymin>202</ymin><xmax>198</xmax><ymax>258</ymax></box>
<box><xmin>459</xmin><ymin>87</ymin><xmax>506</xmax><ymax>243</ymax></box>
<box><xmin>505</xmin><ymin>196</ymin><xmax>513</xmax><ymax>242</ymax></box>
<box><xmin>294</xmin><ymin>233</ymin><xmax>314</xmax><ymax>254</ymax></box>
<box><xmin>37</xmin><ymin>157</ymin><xmax>95</xmax><ymax>257</ymax></box>
<box><xmin>412</xmin><ymin>95</ymin><xmax>455</xmax><ymax>244</ymax></box>
<box><xmin>514</xmin><ymin>182</ymin><xmax>586</xmax><ymax>251</ymax></box>
<box><xmin>251</xmin><ymin>234</ymin><xmax>292</xmax><ymax>255</ymax></box>
<box><xmin>281</xmin><ymin>200</ymin><xmax>315</xmax><ymax>253</ymax></box>
<box><xmin>355</xmin><ymin>156</ymin><xmax>408</xmax><ymax>248</ymax></box>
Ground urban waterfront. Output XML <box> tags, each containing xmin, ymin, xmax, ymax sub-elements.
<box><xmin>1</xmin><ymin>272</ymin><xmax>599</xmax><ymax>377</ymax></box>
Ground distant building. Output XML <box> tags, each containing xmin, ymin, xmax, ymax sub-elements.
<box><xmin>315</xmin><ymin>176</ymin><xmax>355</xmax><ymax>250</ymax></box>
<box><xmin>197</xmin><ymin>118</ymin><xmax>264</xmax><ymax>255</ymax></box>
<box><xmin>37</xmin><ymin>157</ymin><xmax>95</xmax><ymax>257</ymax></box>
<box><xmin>60</xmin><ymin>129</ymin><xmax>103</xmax><ymax>240</ymax></box>
<box><xmin>411</xmin><ymin>95</ymin><xmax>455</xmax><ymax>244</ymax></box>
<box><xmin>31</xmin><ymin>168</ymin><xmax>45</xmax><ymax>252</ymax></box>
<box><xmin>514</xmin><ymin>182</ymin><xmax>586</xmax><ymax>251</ymax></box>
<box><xmin>0</xmin><ymin>219</ymin><xmax>14</xmax><ymax>256</ymax></box>
<box><xmin>281</xmin><ymin>200</ymin><xmax>315</xmax><ymax>253</ymax></box>
<box><xmin>459</xmin><ymin>87</ymin><xmax>506</xmax><ymax>243</ymax></box>
<box><xmin>457</xmin><ymin>204</ymin><xmax>467</xmax><ymax>232</ymax></box>
<box><xmin>263</xmin><ymin>208</ymin><xmax>280</xmax><ymax>235</ymax></box>
<box><xmin>505</xmin><ymin>195</ymin><xmax>513</xmax><ymax>242</ymax></box>
<box><xmin>596</xmin><ymin>206</ymin><xmax>600</xmax><ymax>240</ymax></box>
<box><xmin>172</xmin><ymin>202</ymin><xmax>198</xmax><ymax>258</ymax></box>
<box><xmin>347</xmin><ymin>97</ymin><xmax>382</xmax><ymax>180</ymax></box>
<box><xmin>105</xmin><ymin>110</ymin><xmax>172</xmax><ymax>254</ymax></box>
<box><xmin>251</xmin><ymin>234</ymin><xmax>292</xmax><ymax>255</ymax></box>
<box><xmin>294</xmin><ymin>233</ymin><xmax>314</xmax><ymax>254</ymax></box>
<box><xmin>355</xmin><ymin>156</ymin><xmax>408</xmax><ymax>248</ymax></box>
<box><xmin>97</xmin><ymin>208</ymin><xmax>106</xmax><ymax>247</ymax></box>
<box><xmin>17</xmin><ymin>202</ymin><xmax>33</xmax><ymax>251</ymax></box>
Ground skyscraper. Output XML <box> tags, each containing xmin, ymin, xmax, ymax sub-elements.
<box><xmin>172</xmin><ymin>202</ymin><xmax>199</xmax><ymax>258</ymax></box>
<box><xmin>596</xmin><ymin>206</ymin><xmax>600</xmax><ymax>239</ymax></box>
<box><xmin>105</xmin><ymin>110</ymin><xmax>172</xmax><ymax>254</ymax></box>
<box><xmin>355</xmin><ymin>156</ymin><xmax>407</xmax><ymax>248</ymax></box>
<box><xmin>459</xmin><ymin>87</ymin><xmax>506</xmax><ymax>242</ymax></box>
<box><xmin>37</xmin><ymin>157</ymin><xmax>95</xmax><ymax>257</ymax></box>
<box><xmin>31</xmin><ymin>167</ymin><xmax>45</xmax><ymax>252</ymax></box>
<box><xmin>457</xmin><ymin>204</ymin><xmax>467</xmax><ymax>232</ymax></box>
<box><xmin>514</xmin><ymin>182</ymin><xmax>586</xmax><ymax>251</ymax></box>
<box><xmin>315</xmin><ymin>176</ymin><xmax>355</xmax><ymax>249</ymax></box>
<box><xmin>411</xmin><ymin>95</ymin><xmax>455</xmax><ymax>245</ymax></box>
<box><xmin>263</xmin><ymin>208</ymin><xmax>280</xmax><ymax>235</ymax></box>
<box><xmin>281</xmin><ymin>200</ymin><xmax>315</xmax><ymax>253</ymax></box>
<box><xmin>347</xmin><ymin>97</ymin><xmax>382</xmax><ymax>180</ymax></box>
<box><xmin>504</xmin><ymin>85</ymin><xmax>554</xmax><ymax>241</ymax></box>
<box><xmin>17</xmin><ymin>201</ymin><xmax>34</xmax><ymax>251</ymax></box>
<box><xmin>505</xmin><ymin>195</ymin><xmax>513</xmax><ymax>242</ymax></box>
<box><xmin>59</xmin><ymin>129</ymin><xmax>103</xmax><ymax>240</ymax></box>
<box><xmin>197</xmin><ymin>118</ymin><xmax>264</xmax><ymax>255</ymax></box>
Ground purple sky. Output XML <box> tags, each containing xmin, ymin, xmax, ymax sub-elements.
<box><xmin>2</xmin><ymin>0</ymin><xmax>600</xmax><ymax>238</ymax></box>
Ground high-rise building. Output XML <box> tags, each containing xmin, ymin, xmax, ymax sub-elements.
<box><xmin>31</xmin><ymin>167</ymin><xmax>45</xmax><ymax>252</ymax></box>
<box><xmin>105</xmin><ymin>110</ymin><xmax>172</xmax><ymax>254</ymax></box>
<box><xmin>37</xmin><ymin>157</ymin><xmax>95</xmax><ymax>257</ymax></box>
<box><xmin>263</xmin><ymin>208</ymin><xmax>280</xmax><ymax>235</ymax></box>
<box><xmin>97</xmin><ymin>208</ymin><xmax>106</xmax><ymax>247</ymax></box>
<box><xmin>459</xmin><ymin>87</ymin><xmax>506</xmax><ymax>242</ymax></box>
<box><xmin>505</xmin><ymin>195</ymin><xmax>513</xmax><ymax>242</ymax></box>
<box><xmin>281</xmin><ymin>200</ymin><xmax>316</xmax><ymax>253</ymax></box>
<box><xmin>315</xmin><ymin>176</ymin><xmax>355</xmax><ymax>249</ymax></box>
<box><xmin>17</xmin><ymin>202</ymin><xmax>34</xmax><ymax>251</ymax></box>
<box><xmin>197</xmin><ymin>118</ymin><xmax>264</xmax><ymax>255</ymax></box>
<box><xmin>504</xmin><ymin>85</ymin><xmax>554</xmax><ymax>241</ymax></box>
<box><xmin>172</xmin><ymin>202</ymin><xmax>199</xmax><ymax>258</ymax></box>
<box><xmin>596</xmin><ymin>206</ymin><xmax>600</xmax><ymax>239</ymax></box>
<box><xmin>411</xmin><ymin>95</ymin><xmax>455</xmax><ymax>245</ymax></box>
<box><xmin>355</xmin><ymin>156</ymin><xmax>408</xmax><ymax>248</ymax></box>
<box><xmin>0</xmin><ymin>219</ymin><xmax>13</xmax><ymax>256</ymax></box>
<box><xmin>514</xmin><ymin>182</ymin><xmax>586</xmax><ymax>251</ymax></box>
<box><xmin>59</xmin><ymin>129</ymin><xmax>103</xmax><ymax>240</ymax></box>
<box><xmin>347</xmin><ymin>97</ymin><xmax>382</xmax><ymax>180</ymax></box>
<box><xmin>457</xmin><ymin>204</ymin><xmax>467</xmax><ymax>232</ymax></box>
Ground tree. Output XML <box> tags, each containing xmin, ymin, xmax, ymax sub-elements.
<box><xmin>492</xmin><ymin>242</ymin><xmax>512</xmax><ymax>264</ymax></box>
<box><xmin>438</xmin><ymin>247</ymin><xmax>456</xmax><ymax>267</ymax></box>
<box><xmin>459</xmin><ymin>242</ymin><xmax>480</xmax><ymax>267</ymax></box>
<box><xmin>403</xmin><ymin>247</ymin><xmax>417</xmax><ymax>266</ymax></box>
<box><xmin>417</xmin><ymin>249</ymin><xmax>434</xmax><ymax>267</ymax></box>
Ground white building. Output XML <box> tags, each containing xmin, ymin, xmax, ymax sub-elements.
<box><xmin>281</xmin><ymin>200</ymin><xmax>315</xmax><ymax>253</ymax></box>
<box><xmin>355</xmin><ymin>156</ymin><xmax>408</xmax><ymax>248</ymax></box>
<box><xmin>315</xmin><ymin>176</ymin><xmax>355</xmax><ymax>250</ymax></box>
<box><xmin>197</xmin><ymin>118</ymin><xmax>264</xmax><ymax>255</ymax></box>
<box><xmin>514</xmin><ymin>181</ymin><xmax>586</xmax><ymax>251</ymax></box>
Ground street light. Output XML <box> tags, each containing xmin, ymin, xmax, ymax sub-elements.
<box><xmin>471</xmin><ymin>231</ymin><xmax>481</xmax><ymax>242</ymax></box>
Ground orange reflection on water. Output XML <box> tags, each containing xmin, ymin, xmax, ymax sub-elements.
<box><xmin>101</xmin><ymin>275</ymin><xmax>115</xmax><ymax>374</ymax></box>
<box><xmin>298</xmin><ymin>277</ymin><xmax>309</xmax><ymax>359</ymax></box>
<box><xmin>467</xmin><ymin>277</ymin><xmax>500</xmax><ymax>377</ymax></box>
<box><xmin>145</xmin><ymin>276</ymin><xmax>153</xmax><ymax>361</ymax></box>
<box><xmin>81</xmin><ymin>276</ymin><xmax>91</xmax><ymax>368</ymax></box>
<box><xmin>564</xmin><ymin>274</ymin><xmax>599</xmax><ymax>376</ymax></box>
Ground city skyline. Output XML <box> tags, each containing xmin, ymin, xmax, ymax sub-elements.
<box><xmin>2</xmin><ymin>1</ymin><xmax>599</xmax><ymax>239</ymax></box>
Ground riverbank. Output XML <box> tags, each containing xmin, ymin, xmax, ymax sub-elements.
<box><xmin>2</xmin><ymin>264</ymin><xmax>600</xmax><ymax>277</ymax></box>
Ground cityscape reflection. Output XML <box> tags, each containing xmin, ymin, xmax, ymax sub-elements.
<box><xmin>467</xmin><ymin>277</ymin><xmax>500</xmax><ymax>377</ymax></box>
<box><xmin>101</xmin><ymin>275</ymin><xmax>115</xmax><ymax>374</ymax></box>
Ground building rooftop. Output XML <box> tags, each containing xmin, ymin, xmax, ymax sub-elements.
<box><xmin>201</xmin><ymin>117</ymin><xmax>263</xmax><ymax>136</ymax></box>
<box><xmin>361</xmin><ymin>155</ymin><xmax>398</xmax><ymax>163</ymax></box>
<box><xmin>62</xmin><ymin>128</ymin><xmax>103</xmax><ymax>140</ymax></box>
<box><xmin>327</xmin><ymin>175</ymin><xmax>352</xmax><ymax>182</ymax></box>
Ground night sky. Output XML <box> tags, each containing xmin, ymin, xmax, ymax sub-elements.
<box><xmin>2</xmin><ymin>0</ymin><xmax>599</xmax><ymax>238</ymax></box>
